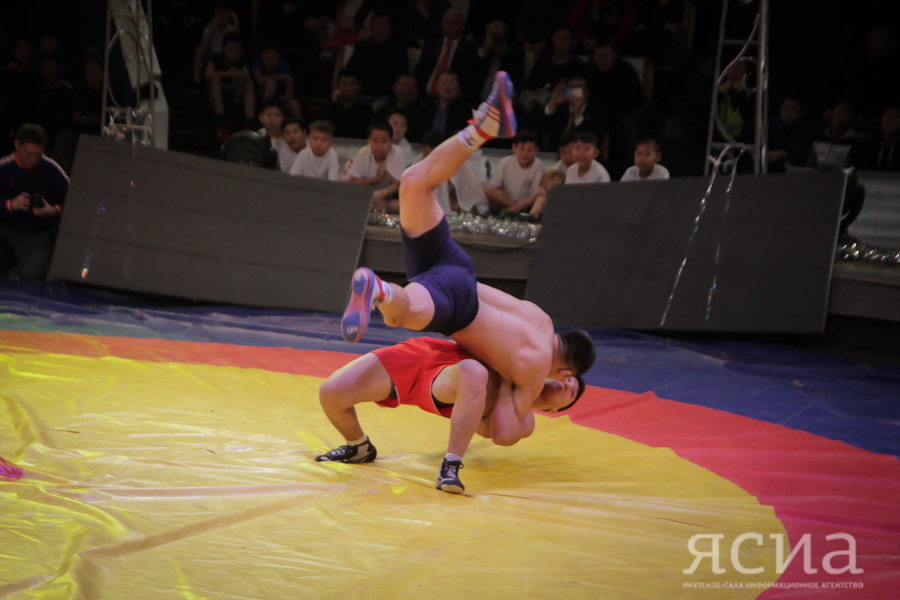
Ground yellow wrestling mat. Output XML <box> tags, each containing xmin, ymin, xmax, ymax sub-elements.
<box><xmin>1</xmin><ymin>349</ymin><xmax>785</xmax><ymax>599</ymax></box>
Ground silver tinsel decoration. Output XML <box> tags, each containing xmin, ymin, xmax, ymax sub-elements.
<box><xmin>369</xmin><ymin>212</ymin><xmax>542</xmax><ymax>243</ymax></box>
<box><xmin>836</xmin><ymin>238</ymin><xmax>900</xmax><ymax>264</ymax></box>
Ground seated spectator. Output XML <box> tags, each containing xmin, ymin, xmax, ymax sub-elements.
<box><xmin>767</xmin><ymin>95</ymin><xmax>815</xmax><ymax>173</ymax></box>
<box><xmin>70</xmin><ymin>57</ymin><xmax>104</xmax><ymax>135</ymax></box>
<box><xmin>484</xmin><ymin>129</ymin><xmax>545</xmax><ymax>215</ymax></box>
<box><xmin>278</xmin><ymin>117</ymin><xmax>306</xmax><ymax>173</ymax></box>
<box><xmin>413</xmin><ymin>8</ymin><xmax>478</xmax><ymax>100</ymax></box>
<box><xmin>566</xmin><ymin>131</ymin><xmax>611</xmax><ymax>183</ymax></box>
<box><xmin>347</xmin><ymin>120</ymin><xmax>406</xmax><ymax>212</ymax></box>
<box><xmin>193</xmin><ymin>4</ymin><xmax>239</xmax><ymax>89</ymax></box>
<box><xmin>569</xmin><ymin>0</ymin><xmax>638</xmax><ymax>52</ymax></box>
<box><xmin>205</xmin><ymin>32</ymin><xmax>256</xmax><ymax>144</ymax></box>
<box><xmin>410</xmin><ymin>70</ymin><xmax>469</xmax><ymax>142</ymax></box>
<box><xmin>521</xmin><ymin>26</ymin><xmax>587</xmax><ymax>114</ymax></box>
<box><xmin>35</xmin><ymin>54</ymin><xmax>73</xmax><ymax>156</ymax></box>
<box><xmin>543</xmin><ymin>76</ymin><xmax>609</xmax><ymax>153</ymax></box>
<box><xmin>809</xmin><ymin>99</ymin><xmax>865</xmax><ymax>168</ymax></box>
<box><xmin>385</xmin><ymin>73</ymin><xmax>421</xmax><ymax>117</ymax></box>
<box><xmin>717</xmin><ymin>60</ymin><xmax>755</xmax><ymax>144</ymax></box>
<box><xmin>256</xmin><ymin>98</ymin><xmax>284</xmax><ymax>166</ymax></box>
<box><xmin>620</xmin><ymin>138</ymin><xmax>670</xmax><ymax>181</ymax></box>
<box><xmin>630</xmin><ymin>0</ymin><xmax>687</xmax><ymax>68</ymax></box>
<box><xmin>528</xmin><ymin>130</ymin><xmax>578</xmax><ymax>219</ymax></box>
<box><xmin>0</xmin><ymin>123</ymin><xmax>68</xmax><ymax>281</ymax></box>
<box><xmin>323</xmin><ymin>69</ymin><xmax>373</xmax><ymax>139</ymax></box>
<box><xmin>290</xmin><ymin>120</ymin><xmax>339</xmax><ymax>181</ymax></box>
<box><xmin>586</xmin><ymin>38</ymin><xmax>650</xmax><ymax>177</ymax></box>
<box><xmin>386</xmin><ymin>107</ymin><xmax>413</xmax><ymax>167</ymax></box>
<box><xmin>345</xmin><ymin>12</ymin><xmax>408</xmax><ymax>111</ymax></box>
<box><xmin>251</xmin><ymin>44</ymin><xmax>301</xmax><ymax>117</ymax></box>
<box><xmin>1</xmin><ymin>38</ymin><xmax>40</xmax><ymax>131</ymax></box>
<box><xmin>852</xmin><ymin>103</ymin><xmax>900</xmax><ymax>171</ymax></box>
<box><xmin>473</xmin><ymin>20</ymin><xmax>525</xmax><ymax>101</ymax></box>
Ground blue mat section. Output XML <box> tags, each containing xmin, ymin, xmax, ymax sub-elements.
<box><xmin>2</xmin><ymin>280</ymin><xmax>899</xmax><ymax>457</ymax></box>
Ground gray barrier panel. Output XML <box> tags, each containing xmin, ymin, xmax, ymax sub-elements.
<box><xmin>49</xmin><ymin>136</ymin><xmax>372</xmax><ymax>312</ymax></box>
<box><xmin>525</xmin><ymin>172</ymin><xmax>845</xmax><ymax>333</ymax></box>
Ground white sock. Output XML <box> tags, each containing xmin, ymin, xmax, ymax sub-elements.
<box><xmin>457</xmin><ymin>123</ymin><xmax>491</xmax><ymax>153</ymax></box>
<box><xmin>377</xmin><ymin>282</ymin><xmax>393</xmax><ymax>304</ymax></box>
<box><xmin>348</xmin><ymin>435</ymin><xmax>368</xmax><ymax>446</ymax></box>
<box><xmin>445</xmin><ymin>452</ymin><xmax>463</xmax><ymax>463</ymax></box>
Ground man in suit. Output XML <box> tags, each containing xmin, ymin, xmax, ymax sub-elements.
<box><xmin>410</xmin><ymin>71</ymin><xmax>470</xmax><ymax>143</ymax></box>
<box><xmin>413</xmin><ymin>8</ymin><xmax>478</xmax><ymax>102</ymax></box>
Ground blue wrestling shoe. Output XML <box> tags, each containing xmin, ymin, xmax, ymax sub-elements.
<box><xmin>436</xmin><ymin>459</ymin><xmax>465</xmax><ymax>494</ymax></box>
<box><xmin>341</xmin><ymin>267</ymin><xmax>379</xmax><ymax>343</ymax></box>
<box><xmin>470</xmin><ymin>71</ymin><xmax>517</xmax><ymax>139</ymax></box>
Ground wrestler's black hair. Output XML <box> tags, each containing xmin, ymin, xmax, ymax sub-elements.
<box><xmin>558</xmin><ymin>329</ymin><xmax>596</xmax><ymax>376</ymax></box>
<box><xmin>555</xmin><ymin>374</ymin><xmax>586</xmax><ymax>412</ymax></box>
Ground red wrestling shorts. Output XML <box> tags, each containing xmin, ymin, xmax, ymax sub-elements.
<box><xmin>371</xmin><ymin>337</ymin><xmax>472</xmax><ymax>418</ymax></box>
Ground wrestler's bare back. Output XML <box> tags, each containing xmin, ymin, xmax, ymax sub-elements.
<box><xmin>450</xmin><ymin>283</ymin><xmax>555</xmax><ymax>404</ymax></box>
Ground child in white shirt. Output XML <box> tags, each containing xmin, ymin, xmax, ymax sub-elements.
<box><xmin>348</xmin><ymin>120</ymin><xmax>407</xmax><ymax>212</ymax></box>
<box><xmin>387</xmin><ymin>107</ymin><xmax>413</xmax><ymax>168</ymax></box>
<box><xmin>484</xmin><ymin>129</ymin><xmax>545</xmax><ymax>215</ymax></box>
<box><xmin>620</xmin><ymin>138</ymin><xmax>671</xmax><ymax>181</ymax></box>
<box><xmin>278</xmin><ymin>117</ymin><xmax>306</xmax><ymax>173</ymax></box>
<box><xmin>565</xmin><ymin>131</ymin><xmax>611</xmax><ymax>184</ymax></box>
<box><xmin>290</xmin><ymin>119</ymin><xmax>339</xmax><ymax>181</ymax></box>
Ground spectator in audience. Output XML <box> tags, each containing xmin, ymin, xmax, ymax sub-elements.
<box><xmin>569</xmin><ymin>0</ymin><xmax>638</xmax><ymax>52</ymax></box>
<box><xmin>543</xmin><ymin>76</ymin><xmax>609</xmax><ymax>153</ymax></box>
<box><xmin>620</xmin><ymin>137</ymin><xmax>670</xmax><ymax>181</ymax></box>
<box><xmin>566</xmin><ymin>131</ymin><xmax>611</xmax><ymax>183</ymax></box>
<box><xmin>767</xmin><ymin>95</ymin><xmax>815</xmax><ymax>173</ymax></box>
<box><xmin>290</xmin><ymin>119</ymin><xmax>340</xmax><ymax>181</ymax></box>
<box><xmin>408</xmin><ymin>0</ymin><xmax>451</xmax><ymax>47</ymax></box>
<box><xmin>193</xmin><ymin>4</ymin><xmax>240</xmax><ymax>90</ymax></box>
<box><xmin>70</xmin><ymin>57</ymin><xmax>103</xmax><ymax>135</ymax></box>
<box><xmin>1</xmin><ymin>38</ymin><xmax>40</xmax><ymax>131</ymax></box>
<box><xmin>346</xmin><ymin>12</ymin><xmax>409</xmax><ymax>111</ymax></box>
<box><xmin>484</xmin><ymin>129</ymin><xmax>545</xmax><ymax>215</ymax></box>
<box><xmin>528</xmin><ymin>130</ymin><xmax>577</xmax><ymax>220</ymax></box>
<box><xmin>586</xmin><ymin>38</ymin><xmax>649</xmax><ymax>177</ymax></box>
<box><xmin>0</xmin><ymin>123</ymin><xmax>68</xmax><ymax>281</ymax></box>
<box><xmin>630</xmin><ymin>0</ymin><xmax>687</xmax><ymax>68</ymax></box>
<box><xmin>348</xmin><ymin>120</ymin><xmax>406</xmax><ymax>212</ymax></box>
<box><xmin>323</xmin><ymin>69</ymin><xmax>373</xmax><ymax>139</ymax></box>
<box><xmin>473</xmin><ymin>20</ymin><xmax>524</xmax><ymax>101</ymax></box>
<box><xmin>387</xmin><ymin>107</ymin><xmax>413</xmax><ymax>167</ymax></box>
<box><xmin>35</xmin><ymin>54</ymin><xmax>72</xmax><ymax>156</ymax></box>
<box><xmin>205</xmin><ymin>32</ymin><xmax>256</xmax><ymax>144</ymax></box>
<box><xmin>717</xmin><ymin>60</ymin><xmax>755</xmax><ymax>144</ymax></box>
<box><xmin>385</xmin><ymin>73</ymin><xmax>421</xmax><ymax>117</ymax></box>
<box><xmin>410</xmin><ymin>70</ymin><xmax>469</xmax><ymax>142</ymax></box>
<box><xmin>809</xmin><ymin>99</ymin><xmax>865</xmax><ymax>168</ymax></box>
<box><xmin>522</xmin><ymin>26</ymin><xmax>586</xmax><ymax>114</ymax></box>
<box><xmin>279</xmin><ymin>117</ymin><xmax>306</xmax><ymax>173</ymax></box>
<box><xmin>252</xmin><ymin>44</ymin><xmax>301</xmax><ymax>117</ymax></box>
<box><xmin>256</xmin><ymin>97</ymin><xmax>285</xmax><ymax>165</ymax></box>
<box><xmin>414</xmin><ymin>8</ymin><xmax>478</xmax><ymax>100</ymax></box>
<box><xmin>852</xmin><ymin>102</ymin><xmax>900</xmax><ymax>171</ymax></box>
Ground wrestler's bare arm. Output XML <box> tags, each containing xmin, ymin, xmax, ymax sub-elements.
<box><xmin>490</xmin><ymin>379</ymin><xmax>536</xmax><ymax>446</ymax></box>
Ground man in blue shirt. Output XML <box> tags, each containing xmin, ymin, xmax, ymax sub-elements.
<box><xmin>0</xmin><ymin>123</ymin><xmax>69</xmax><ymax>280</ymax></box>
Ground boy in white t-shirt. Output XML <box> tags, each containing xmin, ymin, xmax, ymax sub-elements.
<box><xmin>484</xmin><ymin>129</ymin><xmax>545</xmax><ymax>215</ymax></box>
<box><xmin>565</xmin><ymin>132</ymin><xmax>611</xmax><ymax>184</ymax></box>
<box><xmin>348</xmin><ymin>121</ymin><xmax>407</xmax><ymax>212</ymax></box>
<box><xmin>620</xmin><ymin>138</ymin><xmax>671</xmax><ymax>182</ymax></box>
<box><xmin>290</xmin><ymin>119</ymin><xmax>339</xmax><ymax>181</ymax></box>
<box><xmin>278</xmin><ymin>117</ymin><xmax>306</xmax><ymax>173</ymax></box>
<box><xmin>387</xmin><ymin>107</ymin><xmax>413</xmax><ymax>168</ymax></box>
<box><xmin>528</xmin><ymin>130</ymin><xmax>577</xmax><ymax>220</ymax></box>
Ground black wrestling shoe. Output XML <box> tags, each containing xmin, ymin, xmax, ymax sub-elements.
<box><xmin>315</xmin><ymin>440</ymin><xmax>377</xmax><ymax>463</ymax></box>
<box><xmin>436</xmin><ymin>459</ymin><xmax>465</xmax><ymax>494</ymax></box>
